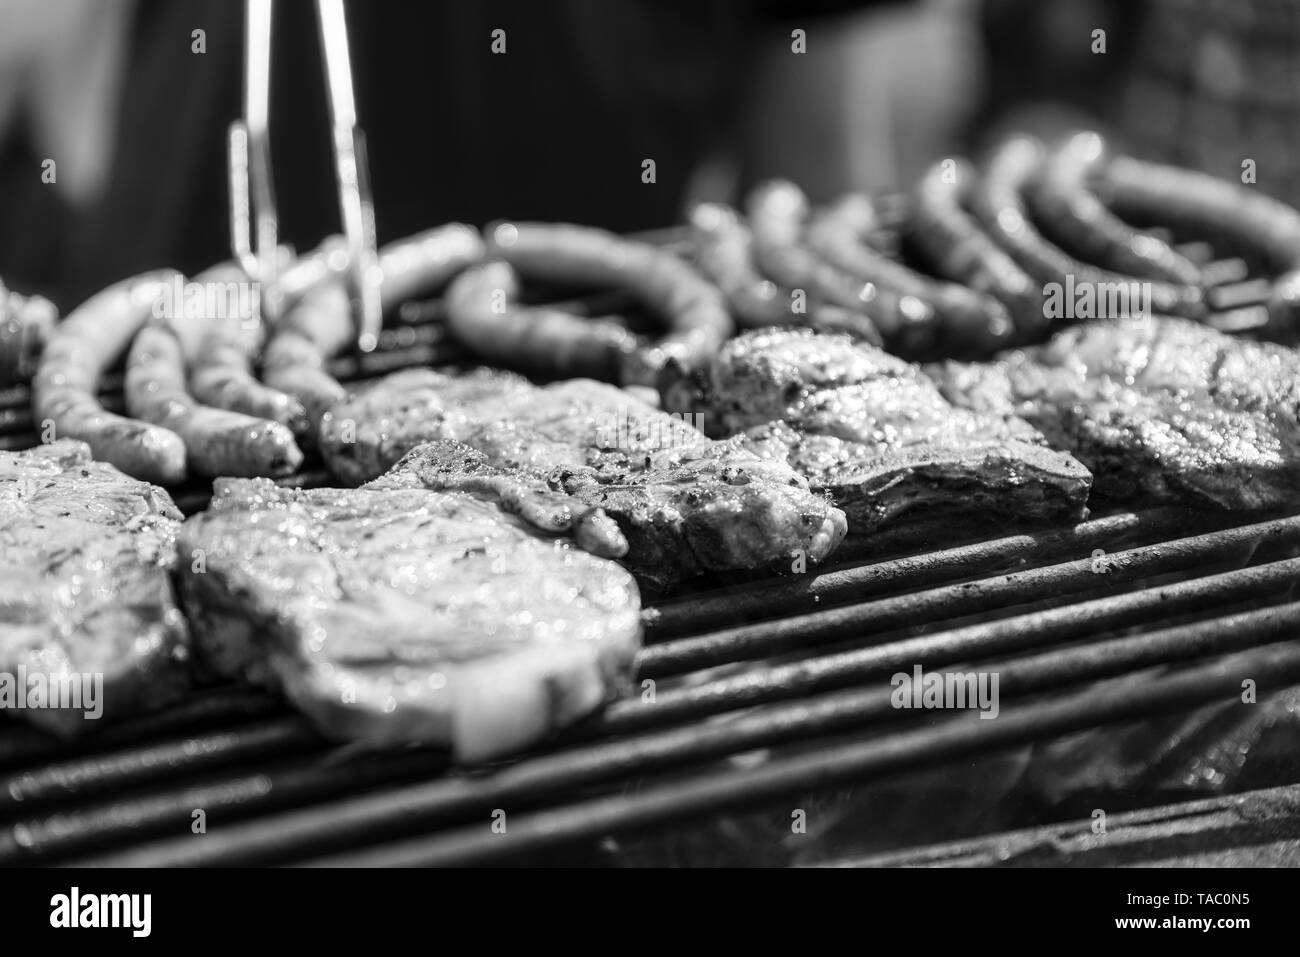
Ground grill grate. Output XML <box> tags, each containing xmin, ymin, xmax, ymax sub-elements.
<box><xmin>2</xmin><ymin>235</ymin><xmax>1299</xmax><ymax>867</ymax></box>
<box><xmin>827</xmin><ymin>780</ymin><xmax>1300</xmax><ymax>868</ymax></box>
<box><xmin>301</xmin><ymin>639</ymin><xmax>1300</xmax><ymax>868</ymax></box>
<box><xmin>0</xmin><ymin>509</ymin><xmax>1295</xmax><ymax>867</ymax></box>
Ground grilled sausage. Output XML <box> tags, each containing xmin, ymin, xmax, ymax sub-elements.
<box><xmin>689</xmin><ymin>202</ymin><xmax>883</xmax><ymax>345</ymax></box>
<box><xmin>177</xmin><ymin>262</ymin><xmax>309</xmax><ymax>434</ymax></box>
<box><xmin>445</xmin><ymin>261</ymin><xmax>640</xmax><ymax>382</ymax></box>
<box><xmin>909</xmin><ymin>158</ymin><xmax>1046</xmax><ymax>341</ymax></box>
<box><xmin>1033</xmin><ymin>132</ymin><xmax>1204</xmax><ymax>286</ymax></box>
<box><xmin>377</xmin><ymin>223</ymin><xmax>485</xmax><ymax>309</ymax></box>
<box><xmin>1104</xmin><ymin>154</ymin><xmax>1300</xmax><ymax>272</ymax></box>
<box><xmin>476</xmin><ymin>221</ymin><xmax>732</xmax><ymax>385</ymax></box>
<box><xmin>261</xmin><ymin>279</ymin><xmax>354</xmax><ymax>439</ymax></box>
<box><xmin>744</xmin><ymin>180</ymin><xmax>934</xmax><ymax>343</ymax></box>
<box><xmin>126</xmin><ymin>322</ymin><xmax>303</xmax><ymax>478</ymax></box>
<box><xmin>804</xmin><ymin>191</ymin><xmax>1012</xmax><ymax>353</ymax></box>
<box><xmin>31</xmin><ymin>271</ymin><xmax>188</xmax><ymax>484</ymax></box>
<box><xmin>972</xmin><ymin>135</ymin><xmax>1206</xmax><ymax>319</ymax></box>
<box><xmin>264</xmin><ymin>225</ymin><xmax>485</xmax><ymax>436</ymax></box>
<box><xmin>1102</xmin><ymin>153</ymin><xmax>1300</xmax><ymax>332</ymax></box>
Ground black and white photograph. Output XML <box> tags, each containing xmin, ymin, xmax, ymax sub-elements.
<box><xmin>0</xmin><ymin>0</ymin><xmax>1296</xmax><ymax>920</ymax></box>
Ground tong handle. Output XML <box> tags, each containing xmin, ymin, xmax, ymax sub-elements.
<box><xmin>318</xmin><ymin>0</ymin><xmax>381</xmax><ymax>352</ymax></box>
<box><xmin>227</xmin><ymin>0</ymin><xmax>381</xmax><ymax>351</ymax></box>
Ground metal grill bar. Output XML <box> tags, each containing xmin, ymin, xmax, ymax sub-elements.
<box><xmin>0</xmin><ymin>688</ymin><xmax>283</xmax><ymax>771</ymax></box>
<box><xmin>640</xmin><ymin>515</ymin><xmax>1300</xmax><ymax>677</ymax></box>
<box><xmin>827</xmin><ymin>782</ymin><xmax>1300</xmax><ymax>868</ymax></box>
<box><xmin>0</xmin><ymin>495</ymin><xmax>1294</xmax><ymax>865</ymax></box>
<box><xmin>5</xmin><ymin>532</ymin><xmax>1289</xmax><ymax>830</ymax></box>
<box><xmin>596</xmin><ymin>557</ymin><xmax>1300</xmax><ymax>735</ymax></box>
<box><xmin>648</xmin><ymin>507</ymin><xmax>1237</xmax><ymax>637</ymax></box>
<box><xmin>48</xmin><ymin>602</ymin><xmax>1300</xmax><ymax>867</ymax></box>
<box><xmin>297</xmin><ymin>639</ymin><xmax>1300</xmax><ymax>867</ymax></box>
<box><xmin>0</xmin><ymin>749</ymin><xmax>450</xmax><ymax>865</ymax></box>
<box><xmin>0</xmin><ymin>717</ymin><xmax>319</xmax><ymax>813</ymax></box>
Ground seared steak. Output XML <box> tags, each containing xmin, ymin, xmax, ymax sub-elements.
<box><xmin>0</xmin><ymin>441</ymin><xmax>190</xmax><ymax>735</ymax></box>
<box><xmin>319</xmin><ymin>369</ymin><xmax>847</xmax><ymax>588</ymax></box>
<box><xmin>320</xmin><ymin>368</ymin><xmax>530</xmax><ymax>487</ymax></box>
<box><xmin>177</xmin><ymin>477</ymin><xmax>642</xmax><ymax>761</ymax></box>
<box><xmin>662</xmin><ymin>329</ymin><xmax>1092</xmax><ymax>531</ymax></box>
<box><xmin>931</xmin><ymin>316</ymin><xmax>1300</xmax><ymax>510</ymax></box>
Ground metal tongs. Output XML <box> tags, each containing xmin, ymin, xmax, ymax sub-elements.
<box><xmin>228</xmin><ymin>0</ymin><xmax>382</xmax><ymax>352</ymax></box>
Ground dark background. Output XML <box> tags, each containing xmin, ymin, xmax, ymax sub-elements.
<box><xmin>0</xmin><ymin>0</ymin><xmax>1285</xmax><ymax>310</ymax></box>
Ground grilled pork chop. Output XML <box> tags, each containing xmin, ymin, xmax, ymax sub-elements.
<box><xmin>930</xmin><ymin>316</ymin><xmax>1300</xmax><ymax>510</ymax></box>
<box><xmin>178</xmin><ymin>477</ymin><xmax>642</xmax><ymax>761</ymax></box>
<box><xmin>662</xmin><ymin>328</ymin><xmax>1092</xmax><ymax>531</ymax></box>
<box><xmin>319</xmin><ymin>369</ymin><xmax>847</xmax><ymax>588</ymax></box>
<box><xmin>0</xmin><ymin>440</ymin><xmax>190</xmax><ymax>735</ymax></box>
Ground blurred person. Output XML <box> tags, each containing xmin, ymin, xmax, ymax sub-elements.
<box><xmin>743</xmin><ymin>0</ymin><xmax>984</xmax><ymax>196</ymax></box>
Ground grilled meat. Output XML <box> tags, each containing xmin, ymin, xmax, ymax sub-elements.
<box><xmin>662</xmin><ymin>328</ymin><xmax>1092</xmax><ymax>530</ymax></box>
<box><xmin>0</xmin><ymin>441</ymin><xmax>190</xmax><ymax>735</ymax></box>
<box><xmin>931</xmin><ymin>316</ymin><xmax>1300</xmax><ymax>510</ymax></box>
<box><xmin>320</xmin><ymin>368</ymin><xmax>531</xmax><ymax>486</ymax></box>
<box><xmin>368</xmin><ymin>441</ymin><xmax>630</xmax><ymax>560</ymax></box>
<box><xmin>177</xmin><ymin>477</ymin><xmax>642</xmax><ymax>762</ymax></box>
<box><xmin>319</xmin><ymin>369</ymin><xmax>847</xmax><ymax>588</ymax></box>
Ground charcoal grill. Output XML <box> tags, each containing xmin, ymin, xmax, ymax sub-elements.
<box><xmin>2</xmin><ymin>231</ymin><xmax>1300</xmax><ymax>867</ymax></box>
